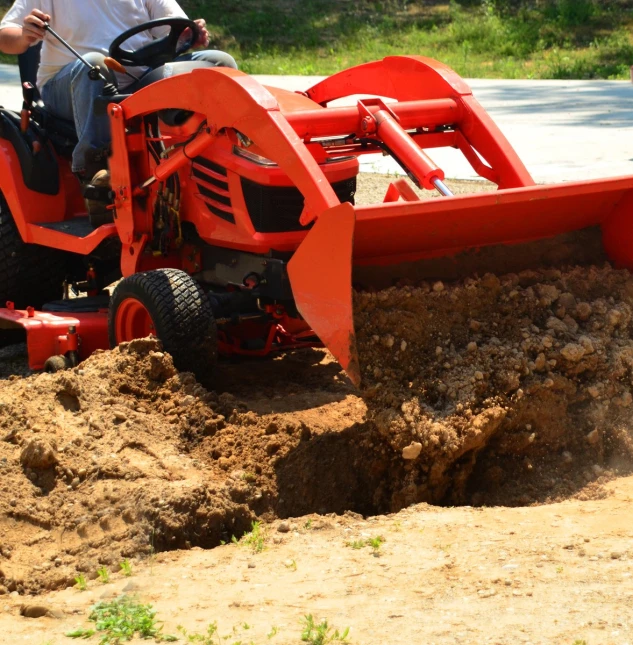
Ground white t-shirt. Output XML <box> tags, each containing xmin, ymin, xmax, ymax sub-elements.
<box><xmin>0</xmin><ymin>0</ymin><xmax>188</xmax><ymax>88</ymax></box>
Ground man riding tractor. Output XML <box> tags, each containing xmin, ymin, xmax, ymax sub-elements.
<box><xmin>0</xmin><ymin>0</ymin><xmax>237</xmax><ymax>221</ymax></box>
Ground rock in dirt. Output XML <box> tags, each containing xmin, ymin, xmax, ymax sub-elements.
<box><xmin>402</xmin><ymin>442</ymin><xmax>422</xmax><ymax>460</ymax></box>
<box><xmin>19</xmin><ymin>604</ymin><xmax>63</xmax><ymax>619</ymax></box>
<box><xmin>20</xmin><ymin>438</ymin><xmax>58</xmax><ymax>469</ymax></box>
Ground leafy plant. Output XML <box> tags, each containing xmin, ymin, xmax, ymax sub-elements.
<box><xmin>97</xmin><ymin>566</ymin><xmax>111</xmax><ymax>584</ymax></box>
<box><xmin>119</xmin><ymin>560</ymin><xmax>133</xmax><ymax>577</ymax></box>
<box><xmin>233</xmin><ymin>521</ymin><xmax>266</xmax><ymax>554</ymax></box>
<box><xmin>66</xmin><ymin>595</ymin><xmax>176</xmax><ymax>643</ymax></box>
<box><xmin>301</xmin><ymin>615</ymin><xmax>349</xmax><ymax>645</ymax></box>
<box><xmin>75</xmin><ymin>574</ymin><xmax>88</xmax><ymax>591</ymax></box>
<box><xmin>367</xmin><ymin>536</ymin><xmax>385</xmax><ymax>555</ymax></box>
<box><xmin>346</xmin><ymin>536</ymin><xmax>385</xmax><ymax>555</ymax></box>
<box><xmin>177</xmin><ymin>622</ymin><xmax>219</xmax><ymax>644</ymax></box>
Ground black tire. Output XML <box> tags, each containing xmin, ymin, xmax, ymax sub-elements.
<box><xmin>108</xmin><ymin>268</ymin><xmax>217</xmax><ymax>378</ymax></box>
<box><xmin>0</xmin><ymin>193</ymin><xmax>68</xmax><ymax>309</ymax></box>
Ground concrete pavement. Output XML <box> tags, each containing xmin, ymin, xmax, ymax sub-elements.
<box><xmin>2</xmin><ymin>64</ymin><xmax>632</xmax><ymax>184</ymax></box>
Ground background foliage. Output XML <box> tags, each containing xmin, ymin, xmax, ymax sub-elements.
<box><xmin>1</xmin><ymin>0</ymin><xmax>632</xmax><ymax>78</ymax></box>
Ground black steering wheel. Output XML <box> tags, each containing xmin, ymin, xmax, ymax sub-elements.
<box><xmin>109</xmin><ymin>18</ymin><xmax>200</xmax><ymax>69</ymax></box>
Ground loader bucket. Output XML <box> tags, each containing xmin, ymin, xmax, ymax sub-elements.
<box><xmin>281</xmin><ymin>57</ymin><xmax>633</xmax><ymax>386</ymax></box>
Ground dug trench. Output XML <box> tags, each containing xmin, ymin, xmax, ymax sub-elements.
<box><xmin>1</xmin><ymin>182</ymin><xmax>633</xmax><ymax>596</ymax></box>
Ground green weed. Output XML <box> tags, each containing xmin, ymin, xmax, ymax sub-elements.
<box><xmin>233</xmin><ymin>521</ymin><xmax>266</xmax><ymax>554</ymax></box>
<box><xmin>96</xmin><ymin>566</ymin><xmax>110</xmax><ymax>584</ymax></box>
<box><xmin>346</xmin><ymin>536</ymin><xmax>385</xmax><ymax>555</ymax></box>
<box><xmin>74</xmin><ymin>574</ymin><xmax>88</xmax><ymax>591</ymax></box>
<box><xmin>119</xmin><ymin>560</ymin><xmax>133</xmax><ymax>577</ymax></box>
<box><xmin>66</xmin><ymin>595</ymin><xmax>176</xmax><ymax>643</ymax></box>
<box><xmin>301</xmin><ymin>615</ymin><xmax>349</xmax><ymax>645</ymax></box>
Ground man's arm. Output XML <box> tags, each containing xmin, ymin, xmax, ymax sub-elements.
<box><xmin>0</xmin><ymin>3</ymin><xmax>49</xmax><ymax>55</ymax></box>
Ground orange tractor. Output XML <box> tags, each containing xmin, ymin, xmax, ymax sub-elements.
<box><xmin>1</xmin><ymin>19</ymin><xmax>632</xmax><ymax>383</ymax></box>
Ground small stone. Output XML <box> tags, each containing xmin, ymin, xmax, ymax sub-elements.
<box><xmin>247</xmin><ymin>562</ymin><xmax>256</xmax><ymax>569</ymax></box>
<box><xmin>592</xmin><ymin>464</ymin><xmax>604</xmax><ymax>476</ymax></box>
<box><xmin>561</xmin><ymin>451</ymin><xmax>573</xmax><ymax>464</ymax></box>
<box><xmin>560</xmin><ymin>343</ymin><xmax>585</xmax><ymax>362</ymax></box>
<box><xmin>575</xmin><ymin>302</ymin><xmax>592</xmax><ymax>321</ymax></box>
<box><xmin>467</xmin><ymin>342</ymin><xmax>478</xmax><ymax>353</ymax></box>
<box><xmin>382</xmin><ymin>335</ymin><xmax>395</xmax><ymax>349</ymax></box>
<box><xmin>400</xmin><ymin>340</ymin><xmax>407</xmax><ymax>352</ymax></box>
<box><xmin>474</xmin><ymin>371</ymin><xmax>484</xmax><ymax>381</ymax></box>
<box><xmin>610</xmin><ymin>551</ymin><xmax>623</xmax><ymax>560</ymax></box>
<box><xmin>534</xmin><ymin>353</ymin><xmax>547</xmax><ymax>371</ymax></box>
<box><xmin>477</xmin><ymin>589</ymin><xmax>497</xmax><ymax>598</ymax></box>
<box><xmin>432</xmin><ymin>281</ymin><xmax>444</xmax><ymax>292</ymax></box>
<box><xmin>402</xmin><ymin>442</ymin><xmax>422</xmax><ymax>460</ymax></box>
<box><xmin>277</xmin><ymin>521</ymin><xmax>291</xmax><ymax>533</ymax></box>
<box><xmin>20</xmin><ymin>438</ymin><xmax>58</xmax><ymax>469</ymax></box>
<box><xmin>469</xmin><ymin>320</ymin><xmax>481</xmax><ymax>332</ymax></box>
<box><xmin>587</xmin><ymin>386</ymin><xmax>600</xmax><ymax>399</ymax></box>
<box><xmin>586</xmin><ymin>429</ymin><xmax>600</xmax><ymax>445</ymax></box>
<box><xmin>435</xmin><ymin>346</ymin><xmax>443</xmax><ymax>356</ymax></box>
<box><xmin>19</xmin><ymin>604</ymin><xmax>51</xmax><ymax>619</ymax></box>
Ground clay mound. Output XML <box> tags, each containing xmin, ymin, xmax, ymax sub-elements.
<box><xmin>0</xmin><ymin>338</ymin><xmax>375</xmax><ymax>595</ymax></box>
<box><xmin>354</xmin><ymin>264</ymin><xmax>633</xmax><ymax>507</ymax></box>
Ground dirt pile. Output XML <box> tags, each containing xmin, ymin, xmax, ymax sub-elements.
<box><xmin>0</xmin><ymin>338</ymin><xmax>386</xmax><ymax>595</ymax></box>
<box><xmin>0</xmin><ymin>339</ymin><xmax>266</xmax><ymax>594</ymax></box>
<box><xmin>355</xmin><ymin>264</ymin><xmax>633</xmax><ymax>507</ymax></box>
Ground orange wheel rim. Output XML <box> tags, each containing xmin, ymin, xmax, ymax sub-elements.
<box><xmin>114</xmin><ymin>297</ymin><xmax>156</xmax><ymax>342</ymax></box>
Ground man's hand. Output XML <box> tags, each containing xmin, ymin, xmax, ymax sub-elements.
<box><xmin>193</xmin><ymin>18</ymin><xmax>210</xmax><ymax>48</ymax></box>
<box><xmin>22</xmin><ymin>8</ymin><xmax>50</xmax><ymax>44</ymax></box>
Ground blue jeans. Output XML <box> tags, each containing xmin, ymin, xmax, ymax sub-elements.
<box><xmin>41</xmin><ymin>50</ymin><xmax>238</xmax><ymax>173</ymax></box>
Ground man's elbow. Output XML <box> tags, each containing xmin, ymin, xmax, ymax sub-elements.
<box><xmin>0</xmin><ymin>28</ymin><xmax>30</xmax><ymax>55</ymax></box>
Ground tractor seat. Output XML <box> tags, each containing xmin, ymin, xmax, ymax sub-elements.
<box><xmin>18</xmin><ymin>43</ymin><xmax>77</xmax><ymax>155</ymax></box>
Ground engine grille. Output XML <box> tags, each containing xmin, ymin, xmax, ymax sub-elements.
<box><xmin>192</xmin><ymin>157</ymin><xmax>235</xmax><ymax>223</ymax></box>
<box><xmin>241</xmin><ymin>176</ymin><xmax>357</xmax><ymax>233</ymax></box>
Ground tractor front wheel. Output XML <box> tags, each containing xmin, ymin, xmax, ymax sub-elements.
<box><xmin>108</xmin><ymin>269</ymin><xmax>217</xmax><ymax>378</ymax></box>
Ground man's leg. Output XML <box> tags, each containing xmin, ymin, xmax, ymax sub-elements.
<box><xmin>175</xmin><ymin>49</ymin><xmax>238</xmax><ymax>69</ymax></box>
<box><xmin>41</xmin><ymin>53</ymin><xmax>115</xmax><ymax>175</ymax></box>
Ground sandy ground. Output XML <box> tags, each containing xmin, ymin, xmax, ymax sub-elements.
<box><xmin>1</xmin><ymin>476</ymin><xmax>632</xmax><ymax>645</ymax></box>
<box><xmin>0</xmin><ymin>175</ymin><xmax>632</xmax><ymax>645</ymax></box>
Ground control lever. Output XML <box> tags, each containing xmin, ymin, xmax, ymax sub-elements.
<box><xmin>20</xmin><ymin>82</ymin><xmax>35</xmax><ymax>133</ymax></box>
<box><xmin>43</xmin><ymin>23</ymin><xmax>118</xmax><ymax>95</ymax></box>
<box><xmin>104</xmin><ymin>57</ymin><xmax>140</xmax><ymax>83</ymax></box>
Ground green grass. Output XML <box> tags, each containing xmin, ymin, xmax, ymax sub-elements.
<box><xmin>66</xmin><ymin>595</ymin><xmax>177</xmax><ymax>643</ymax></box>
<box><xmin>231</xmin><ymin>520</ymin><xmax>266</xmax><ymax>553</ymax></box>
<box><xmin>2</xmin><ymin>1</ymin><xmax>631</xmax><ymax>78</ymax></box>
<box><xmin>346</xmin><ymin>535</ymin><xmax>385</xmax><ymax>555</ymax></box>
<box><xmin>119</xmin><ymin>559</ymin><xmax>133</xmax><ymax>577</ymax></box>
<box><xmin>300</xmin><ymin>615</ymin><xmax>350</xmax><ymax>645</ymax></box>
<box><xmin>179</xmin><ymin>0</ymin><xmax>633</xmax><ymax>78</ymax></box>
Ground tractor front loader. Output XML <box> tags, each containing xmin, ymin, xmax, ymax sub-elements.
<box><xmin>1</xmin><ymin>47</ymin><xmax>632</xmax><ymax>382</ymax></box>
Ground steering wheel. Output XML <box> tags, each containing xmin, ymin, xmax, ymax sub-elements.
<box><xmin>109</xmin><ymin>18</ymin><xmax>200</xmax><ymax>69</ymax></box>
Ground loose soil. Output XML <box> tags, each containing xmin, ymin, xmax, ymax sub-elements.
<box><xmin>0</xmin><ymin>175</ymin><xmax>632</xmax><ymax>644</ymax></box>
